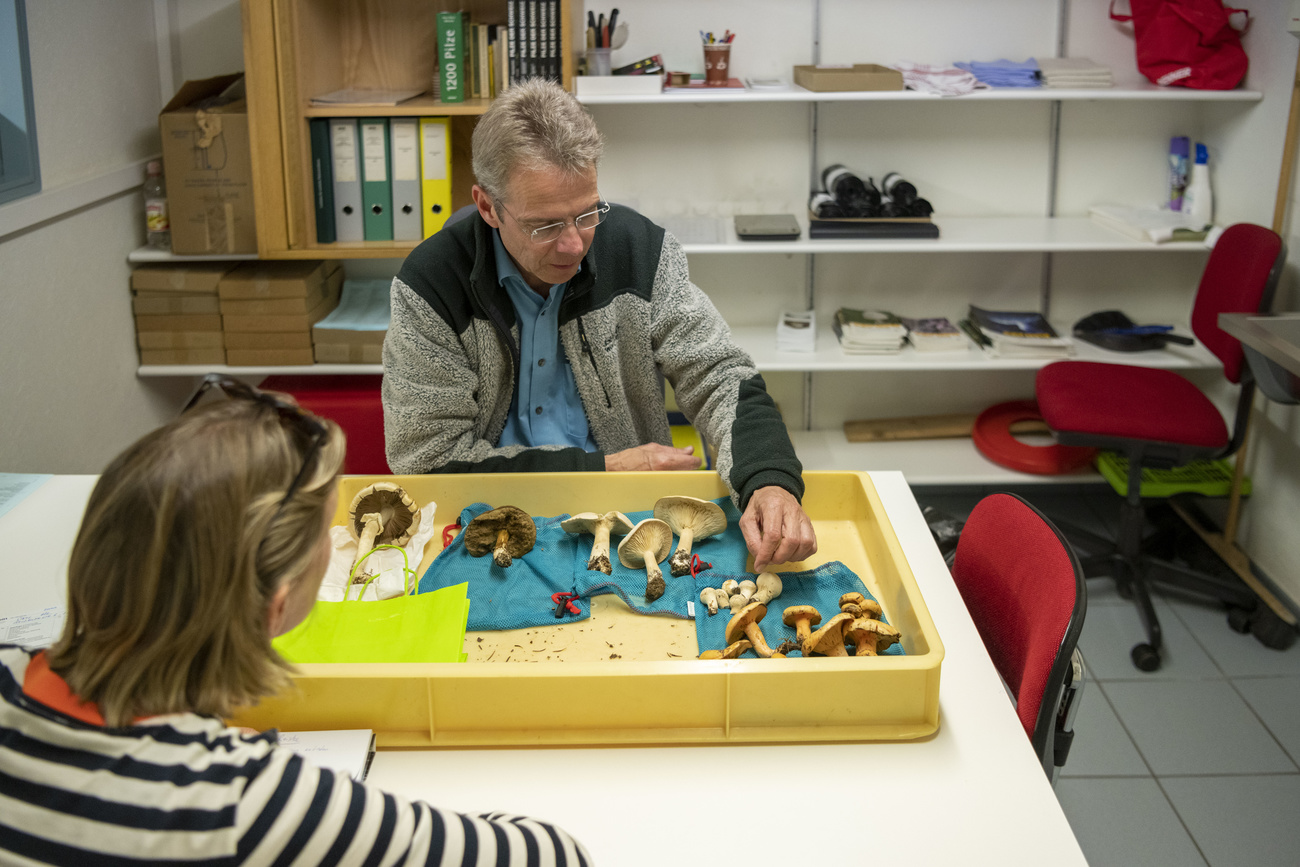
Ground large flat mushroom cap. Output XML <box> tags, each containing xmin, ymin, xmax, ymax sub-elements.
<box><xmin>348</xmin><ymin>482</ymin><xmax>419</xmax><ymax>545</ymax></box>
<box><xmin>724</xmin><ymin>602</ymin><xmax>768</xmax><ymax>645</ymax></box>
<box><xmin>802</xmin><ymin>612</ymin><xmax>854</xmax><ymax>656</ymax></box>
<box><xmin>847</xmin><ymin>617</ymin><xmax>902</xmax><ymax>653</ymax></box>
<box><xmin>653</xmin><ymin>495</ymin><xmax>728</xmax><ymax>537</ymax></box>
<box><xmin>782</xmin><ymin>604</ymin><xmax>822</xmax><ymax>629</ymax></box>
<box><xmin>605</xmin><ymin>511</ymin><xmax>635</xmax><ymax>535</ymax></box>
<box><xmin>559</xmin><ymin>511</ymin><xmax>601</xmax><ymax>534</ymax></box>
<box><xmin>617</xmin><ymin>518</ymin><xmax>673</xmax><ymax>567</ymax></box>
<box><xmin>464</xmin><ymin>505</ymin><xmax>536</xmax><ymax>559</ymax></box>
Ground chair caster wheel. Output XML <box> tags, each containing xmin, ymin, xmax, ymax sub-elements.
<box><xmin>1227</xmin><ymin>605</ymin><xmax>1254</xmax><ymax>634</ymax></box>
<box><xmin>1131</xmin><ymin>643</ymin><xmax>1161</xmax><ymax>672</ymax></box>
<box><xmin>1251</xmin><ymin>608</ymin><xmax>1298</xmax><ymax>651</ymax></box>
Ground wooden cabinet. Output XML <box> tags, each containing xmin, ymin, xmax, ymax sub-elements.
<box><xmin>241</xmin><ymin>0</ymin><xmax>584</xmax><ymax>259</ymax></box>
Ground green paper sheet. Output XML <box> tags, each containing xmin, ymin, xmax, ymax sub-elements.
<box><xmin>274</xmin><ymin>582</ymin><xmax>470</xmax><ymax>664</ymax></box>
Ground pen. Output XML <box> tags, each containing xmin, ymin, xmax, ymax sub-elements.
<box><xmin>607</xmin><ymin>8</ymin><xmax>619</xmax><ymax>42</ymax></box>
<box><xmin>597</xmin><ymin>13</ymin><xmax>606</xmax><ymax>47</ymax></box>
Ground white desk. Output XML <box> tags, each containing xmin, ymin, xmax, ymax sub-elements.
<box><xmin>0</xmin><ymin>473</ymin><xmax>1087</xmax><ymax>867</ymax></box>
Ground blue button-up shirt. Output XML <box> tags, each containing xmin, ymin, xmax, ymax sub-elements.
<box><xmin>492</xmin><ymin>229</ymin><xmax>598</xmax><ymax>451</ymax></box>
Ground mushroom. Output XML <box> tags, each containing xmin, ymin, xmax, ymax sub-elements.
<box><xmin>728</xmin><ymin>591</ymin><xmax>749</xmax><ymax>614</ymax></box>
<box><xmin>561</xmin><ymin>510</ymin><xmax>634</xmax><ymax>574</ymax></box>
<box><xmin>781</xmin><ymin>605</ymin><xmax>822</xmax><ymax>644</ymax></box>
<box><xmin>720</xmin><ymin>579</ymin><xmax>739</xmax><ymax>599</ymax></box>
<box><xmin>841</xmin><ymin>600</ymin><xmax>884</xmax><ymax>620</ymax></box>
<box><xmin>802</xmin><ymin>612</ymin><xmax>854</xmax><ymax>657</ymax></box>
<box><xmin>737</xmin><ymin>579</ymin><xmax>757</xmax><ymax>603</ymax></box>
<box><xmin>752</xmin><ymin>572</ymin><xmax>783</xmax><ymax>605</ymax></box>
<box><xmin>724</xmin><ymin>602</ymin><xmax>777</xmax><ymax>658</ymax></box>
<box><xmin>699</xmin><ymin>587</ymin><xmax>724</xmax><ymax>616</ymax></box>
<box><xmin>654</xmin><ymin>496</ymin><xmax>728</xmax><ymax>577</ymax></box>
<box><xmin>699</xmin><ymin>639</ymin><xmax>752</xmax><ymax>660</ymax></box>
<box><xmin>845</xmin><ymin>618</ymin><xmax>902</xmax><ymax>657</ymax></box>
<box><xmin>464</xmin><ymin>505</ymin><xmax>536</xmax><ymax>568</ymax></box>
<box><xmin>618</xmin><ymin>518</ymin><xmax>674</xmax><ymax>602</ymax></box>
<box><xmin>839</xmin><ymin>592</ymin><xmax>867</xmax><ymax>610</ymax></box>
<box><xmin>348</xmin><ymin>482</ymin><xmax>419</xmax><ymax>579</ymax></box>
<box><xmin>714</xmin><ymin>585</ymin><xmax>731</xmax><ymax>609</ymax></box>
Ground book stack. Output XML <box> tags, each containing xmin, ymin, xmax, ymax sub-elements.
<box><xmin>313</xmin><ymin>279</ymin><xmax>391</xmax><ymax>365</ymax></box>
<box><xmin>776</xmin><ymin>310</ymin><xmax>816</xmax><ymax>353</ymax></box>
<box><xmin>132</xmin><ymin>264</ymin><xmax>234</xmax><ymax>365</ymax></box>
<box><xmin>504</xmin><ymin>1</ymin><xmax>563</xmax><ymax>87</ymax></box>
<box><xmin>219</xmin><ymin>261</ymin><xmax>343</xmax><ymax>366</ymax></box>
<box><xmin>901</xmin><ymin>316</ymin><xmax>968</xmax><ymax>352</ymax></box>
<box><xmin>833</xmin><ymin>308</ymin><xmax>908</xmax><ymax>354</ymax></box>
<box><xmin>965</xmin><ymin>305</ymin><xmax>1075</xmax><ymax>359</ymax></box>
<box><xmin>434</xmin><ymin>13</ymin><xmax>518</xmax><ymax>103</ymax></box>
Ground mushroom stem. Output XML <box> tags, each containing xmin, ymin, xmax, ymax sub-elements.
<box><xmin>743</xmin><ymin>623</ymin><xmax>776</xmax><ymax>658</ymax></box>
<box><xmin>351</xmin><ymin>512</ymin><xmax>383</xmax><ymax>576</ymax></box>
<box><xmin>668</xmin><ymin>527</ymin><xmax>698</xmax><ymax>576</ymax></box>
<box><xmin>642</xmin><ymin>551</ymin><xmax>665</xmax><ymax>602</ymax></box>
<box><xmin>492</xmin><ymin>528</ymin><xmax>513</xmax><ymax>568</ymax></box>
<box><xmin>588</xmin><ymin>523</ymin><xmax>614</xmax><ymax>574</ymax></box>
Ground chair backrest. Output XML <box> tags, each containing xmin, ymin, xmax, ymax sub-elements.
<box><xmin>1191</xmin><ymin>223</ymin><xmax>1285</xmax><ymax>383</ymax></box>
<box><xmin>951</xmin><ymin>493</ymin><xmax>1087</xmax><ymax>777</ymax></box>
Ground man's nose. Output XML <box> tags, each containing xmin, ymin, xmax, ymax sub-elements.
<box><xmin>555</xmin><ymin>222</ymin><xmax>586</xmax><ymax>256</ymax></box>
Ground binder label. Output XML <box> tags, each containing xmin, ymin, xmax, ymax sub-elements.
<box><xmin>392</xmin><ymin>121</ymin><xmax>419</xmax><ymax>182</ymax></box>
<box><xmin>331</xmin><ymin>122</ymin><xmax>358</xmax><ymax>183</ymax></box>
<box><xmin>361</xmin><ymin>123</ymin><xmax>388</xmax><ymax>182</ymax></box>
<box><xmin>422</xmin><ymin>122</ymin><xmax>448</xmax><ymax>181</ymax></box>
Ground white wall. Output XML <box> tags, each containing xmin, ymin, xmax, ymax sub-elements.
<box><xmin>0</xmin><ymin>0</ymin><xmax>243</xmax><ymax>473</ymax></box>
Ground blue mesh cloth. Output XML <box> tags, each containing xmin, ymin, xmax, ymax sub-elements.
<box><xmin>692</xmin><ymin>562</ymin><xmax>906</xmax><ymax>658</ymax></box>
<box><xmin>419</xmin><ymin>498</ymin><xmax>748</xmax><ymax>631</ymax></box>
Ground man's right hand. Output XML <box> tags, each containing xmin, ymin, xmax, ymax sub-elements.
<box><xmin>605</xmin><ymin>443</ymin><xmax>701</xmax><ymax>471</ymax></box>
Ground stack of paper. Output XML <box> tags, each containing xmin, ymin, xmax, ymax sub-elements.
<box><xmin>1035</xmin><ymin>57</ymin><xmax>1113</xmax><ymax>89</ymax></box>
<box><xmin>1089</xmin><ymin>204</ymin><xmax>1209</xmax><ymax>243</ymax></box>
<box><xmin>968</xmin><ymin>305</ymin><xmax>1074</xmax><ymax>359</ymax></box>
<box><xmin>833</xmin><ymin>308</ymin><xmax>908</xmax><ymax>354</ymax></box>
<box><xmin>776</xmin><ymin>310</ymin><xmax>816</xmax><ymax>352</ymax></box>
<box><xmin>902</xmin><ymin>317</ymin><xmax>968</xmax><ymax>352</ymax></box>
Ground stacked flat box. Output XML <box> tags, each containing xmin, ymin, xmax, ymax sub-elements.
<box><xmin>219</xmin><ymin>261</ymin><xmax>343</xmax><ymax>365</ymax></box>
<box><xmin>131</xmin><ymin>264</ymin><xmax>234</xmax><ymax>364</ymax></box>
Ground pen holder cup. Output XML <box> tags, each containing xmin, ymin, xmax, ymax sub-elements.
<box><xmin>703</xmin><ymin>44</ymin><xmax>731</xmax><ymax>86</ymax></box>
<box><xmin>586</xmin><ymin>47</ymin><xmax>612</xmax><ymax>76</ymax></box>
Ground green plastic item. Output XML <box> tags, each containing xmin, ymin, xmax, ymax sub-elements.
<box><xmin>1097</xmin><ymin>452</ymin><xmax>1251</xmax><ymax>498</ymax></box>
<box><xmin>273</xmin><ymin>582</ymin><xmax>471</xmax><ymax>664</ymax></box>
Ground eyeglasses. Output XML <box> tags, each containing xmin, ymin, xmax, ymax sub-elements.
<box><xmin>496</xmin><ymin>198</ymin><xmax>610</xmax><ymax>244</ymax></box>
<box><xmin>182</xmin><ymin>374</ymin><xmax>328</xmax><ymax>517</ymax></box>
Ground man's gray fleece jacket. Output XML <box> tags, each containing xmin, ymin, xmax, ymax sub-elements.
<box><xmin>382</xmin><ymin>205</ymin><xmax>803</xmax><ymax>509</ymax></box>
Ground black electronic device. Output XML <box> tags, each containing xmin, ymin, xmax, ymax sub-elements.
<box><xmin>734</xmin><ymin>213</ymin><xmax>801</xmax><ymax>241</ymax></box>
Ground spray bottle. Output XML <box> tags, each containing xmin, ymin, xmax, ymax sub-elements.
<box><xmin>1181</xmin><ymin>143</ymin><xmax>1213</xmax><ymax>227</ymax></box>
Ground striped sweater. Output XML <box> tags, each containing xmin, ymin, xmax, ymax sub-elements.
<box><xmin>0</xmin><ymin>646</ymin><xmax>590</xmax><ymax>866</ymax></box>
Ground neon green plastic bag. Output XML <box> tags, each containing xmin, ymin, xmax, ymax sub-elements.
<box><xmin>273</xmin><ymin>582</ymin><xmax>471</xmax><ymax>664</ymax></box>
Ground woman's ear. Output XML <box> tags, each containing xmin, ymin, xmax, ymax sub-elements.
<box><xmin>266</xmin><ymin>583</ymin><xmax>292</xmax><ymax>637</ymax></box>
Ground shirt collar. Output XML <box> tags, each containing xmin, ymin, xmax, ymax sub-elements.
<box><xmin>491</xmin><ymin>228</ymin><xmax>581</xmax><ymax>298</ymax></box>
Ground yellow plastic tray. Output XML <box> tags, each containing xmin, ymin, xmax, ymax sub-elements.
<box><xmin>231</xmin><ymin>471</ymin><xmax>944</xmax><ymax>747</ymax></box>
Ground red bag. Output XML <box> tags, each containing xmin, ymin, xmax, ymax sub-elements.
<box><xmin>1109</xmin><ymin>0</ymin><xmax>1249</xmax><ymax>89</ymax></box>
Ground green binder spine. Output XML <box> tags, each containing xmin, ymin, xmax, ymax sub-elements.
<box><xmin>360</xmin><ymin>118</ymin><xmax>393</xmax><ymax>241</ymax></box>
<box><xmin>309</xmin><ymin>118</ymin><xmax>336</xmax><ymax>244</ymax></box>
<box><xmin>437</xmin><ymin>11</ymin><xmax>465</xmax><ymax>103</ymax></box>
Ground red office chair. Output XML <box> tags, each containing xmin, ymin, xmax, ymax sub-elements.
<box><xmin>1035</xmin><ymin>223</ymin><xmax>1287</xmax><ymax>672</ymax></box>
<box><xmin>951</xmin><ymin>493</ymin><xmax>1087</xmax><ymax>782</ymax></box>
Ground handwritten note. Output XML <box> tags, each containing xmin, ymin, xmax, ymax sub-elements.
<box><xmin>278</xmin><ymin>729</ymin><xmax>376</xmax><ymax>781</ymax></box>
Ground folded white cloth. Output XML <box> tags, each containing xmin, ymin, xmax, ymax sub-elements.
<box><xmin>319</xmin><ymin>501</ymin><xmax>438</xmax><ymax>601</ymax></box>
<box><xmin>893</xmin><ymin>61</ymin><xmax>989</xmax><ymax>97</ymax></box>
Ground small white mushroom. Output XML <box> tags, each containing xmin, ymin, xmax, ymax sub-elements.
<box><xmin>738</xmin><ymin>579</ymin><xmax>757</xmax><ymax>603</ymax></box>
<box><xmin>714</xmin><ymin>585</ymin><xmax>731</xmax><ymax>609</ymax></box>
<box><xmin>699</xmin><ymin>587</ymin><xmax>723</xmax><ymax>616</ymax></box>
<box><xmin>729</xmin><ymin>591</ymin><xmax>749</xmax><ymax>614</ymax></box>
<box><xmin>752</xmin><ymin>572</ymin><xmax>783</xmax><ymax>605</ymax></box>
<box><xmin>721</xmin><ymin>579</ymin><xmax>739</xmax><ymax>598</ymax></box>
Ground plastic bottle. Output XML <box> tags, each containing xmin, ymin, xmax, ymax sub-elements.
<box><xmin>144</xmin><ymin>160</ymin><xmax>171</xmax><ymax>250</ymax></box>
<box><xmin>1181</xmin><ymin>143</ymin><xmax>1213</xmax><ymax>227</ymax></box>
<box><xmin>1168</xmin><ymin>136</ymin><xmax>1190</xmax><ymax>211</ymax></box>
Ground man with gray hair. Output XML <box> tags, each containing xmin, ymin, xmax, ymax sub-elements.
<box><xmin>383</xmin><ymin>79</ymin><xmax>815</xmax><ymax>571</ymax></box>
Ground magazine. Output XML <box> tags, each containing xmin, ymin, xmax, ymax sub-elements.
<box><xmin>833</xmin><ymin>308</ymin><xmax>907</xmax><ymax>354</ymax></box>
<box><xmin>901</xmin><ymin>316</ymin><xmax>968</xmax><ymax>352</ymax></box>
<box><xmin>967</xmin><ymin>305</ymin><xmax>1074</xmax><ymax>358</ymax></box>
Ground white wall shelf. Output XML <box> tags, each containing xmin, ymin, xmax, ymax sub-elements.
<box><xmin>137</xmin><ymin>364</ymin><xmax>383</xmax><ymax>377</ymax></box>
<box><xmin>127</xmin><ymin>246</ymin><xmax>259</xmax><ymax>264</ymax></box>
<box><xmin>577</xmin><ymin>83</ymin><xmax>1262</xmax><ymax>107</ymax></box>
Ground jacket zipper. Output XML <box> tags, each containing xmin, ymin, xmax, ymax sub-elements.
<box><xmin>577</xmin><ymin>318</ymin><xmax>612</xmax><ymax>408</ymax></box>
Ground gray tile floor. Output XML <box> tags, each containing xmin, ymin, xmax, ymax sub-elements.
<box><xmin>913</xmin><ymin>485</ymin><xmax>1300</xmax><ymax>867</ymax></box>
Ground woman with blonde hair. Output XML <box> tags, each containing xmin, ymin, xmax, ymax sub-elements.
<box><xmin>0</xmin><ymin>376</ymin><xmax>590</xmax><ymax>865</ymax></box>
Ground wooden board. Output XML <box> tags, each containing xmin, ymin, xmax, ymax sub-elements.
<box><xmin>845</xmin><ymin>414</ymin><xmax>977</xmax><ymax>442</ymax></box>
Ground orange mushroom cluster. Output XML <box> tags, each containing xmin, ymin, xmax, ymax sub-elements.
<box><xmin>697</xmin><ymin>591</ymin><xmax>901</xmax><ymax>660</ymax></box>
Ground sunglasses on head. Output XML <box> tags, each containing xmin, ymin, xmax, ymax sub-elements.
<box><xmin>183</xmin><ymin>374</ymin><xmax>328</xmax><ymax>517</ymax></box>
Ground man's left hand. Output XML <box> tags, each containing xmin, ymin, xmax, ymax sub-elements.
<box><xmin>739</xmin><ymin>486</ymin><xmax>817</xmax><ymax>572</ymax></box>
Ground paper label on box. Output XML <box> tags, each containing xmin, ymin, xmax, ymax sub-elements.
<box><xmin>361</xmin><ymin>123</ymin><xmax>388</xmax><ymax>182</ymax></box>
<box><xmin>391</xmin><ymin>122</ymin><xmax>418</xmax><ymax>182</ymax></box>
<box><xmin>422</xmin><ymin>123</ymin><xmax>448</xmax><ymax>181</ymax></box>
<box><xmin>331</xmin><ymin>122</ymin><xmax>358</xmax><ymax>183</ymax></box>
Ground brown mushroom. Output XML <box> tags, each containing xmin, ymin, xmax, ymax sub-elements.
<box><xmin>724</xmin><ymin>602</ymin><xmax>777</xmax><ymax>658</ymax></box>
<box><xmin>618</xmin><ymin>518</ymin><xmax>673</xmax><ymax>601</ymax></box>
<box><xmin>699</xmin><ymin>638</ymin><xmax>752</xmax><ymax>660</ymax></box>
<box><xmin>845</xmin><ymin>618</ymin><xmax>902</xmax><ymax>657</ymax></box>
<box><xmin>802</xmin><ymin>612</ymin><xmax>854</xmax><ymax>657</ymax></box>
<box><xmin>782</xmin><ymin>604</ymin><xmax>822</xmax><ymax>643</ymax></box>
<box><xmin>839</xmin><ymin>592</ymin><xmax>867</xmax><ymax>610</ymax></box>
<box><xmin>464</xmin><ymin>505</ymin><xmax>536</xmax><ymax>568</ymax></box>
<box><xmin>348</xmin><ymin>482</ymin><xmax>419</xmax><ymax>579</ymax></box>
<box><xmin>561</xmin><ymin>510</ymin><xmax>634</xmax><ymax>574</ymax></box>
<box><xmin>752</xmin><ymin>572</ymin><xmax>783</xmax><ymax>605</ymax></box>
<box><xmin>655</xmin><ymin>496</ymin><xmax>728</xmax><ymax>577</ymax></box>
<box><xmin>842</xmin><ymin>600</ymin><xmax>884</xmax><ymax>620</ymax></box>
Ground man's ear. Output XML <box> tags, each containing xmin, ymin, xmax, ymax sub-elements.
<box><xmin>471</xmin><ymin>185</ymin><xmax>501</xmax><ymax>228</ymax></box>
<box><xmin>267</xmin><ymin>582</ymin><xmax>292</xmax><ymax>637</ymax></box>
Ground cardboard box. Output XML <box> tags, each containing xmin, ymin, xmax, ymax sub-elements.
<box><xmin>130</xmin><ymin>263</ymin><xmax>233</xmax><ymax>294</ymax></box>
<box><xmin>312</xmin><ymin>326</ymin><xmax>387</xmax><ymax>345</ymax></box>
<box><xmin>314</xmin><ymin>342</ymin><xmax>384</xmax><ymax>364</ymax></box>
<box><xmin>135</xmin><ymin>314</ymin><xmax>223</xmax><ymax>332</ymax></box>
<box><xmin>219</xmin><ymin>260</ymin><xmax>343</xmax><ymax>300</ymax></box>
<box><xmin>222</xmin><ymin>285</ymin><xmax>341</xmax><ymax>333</ymax></box>
<box><xmin>160</xmin><ymin>74</ymin><xmax>257</xmax><ymax>254</ymax></box>
<box><xmin>137</xmin><ymin>331</ymin><xmax>226</xmax><ymax>350</ymax></box>
<box><xmin>133</xmin><ymin>294</ymin><xmax>222</xmax><ymax>315</ymax></box>
<box><xmin>793</xmin><ymin>64</ymin><xmax>903</xmax><ymax>92</ymax></box>
<box><xmin>224</xmin><ymin>331</ymin><xmax>314</xmax><ymax>350</ymax></box>
<box><xmin>139</xmin><ymin>348</ymin><xmax>227</xmax><ymax>365</ymax></box>
<box><xmin>226</xmin><ymin>348</ymin><xmax>316</xmax><ymax>366</ymax></box>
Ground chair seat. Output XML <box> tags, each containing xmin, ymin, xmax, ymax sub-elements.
<box><xmin>1036</xmin><ymin>361</ymin><xmax>1229</xmax><ymax>449</ymax></box>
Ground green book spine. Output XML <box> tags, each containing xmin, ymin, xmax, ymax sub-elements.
<box><xmin>308</xmin><ymin>118</ymin><xmax>336</xmax><ymax>244</ymax></box>
<box><xmin>437</xmin><ymin>11</ymin><xmax>465</xmax><ymax>103</ymax></box>
<box><xmin>360</xmin><ymin>118</ymin><xmax>393</xmax><ymax>241</ymax></box>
